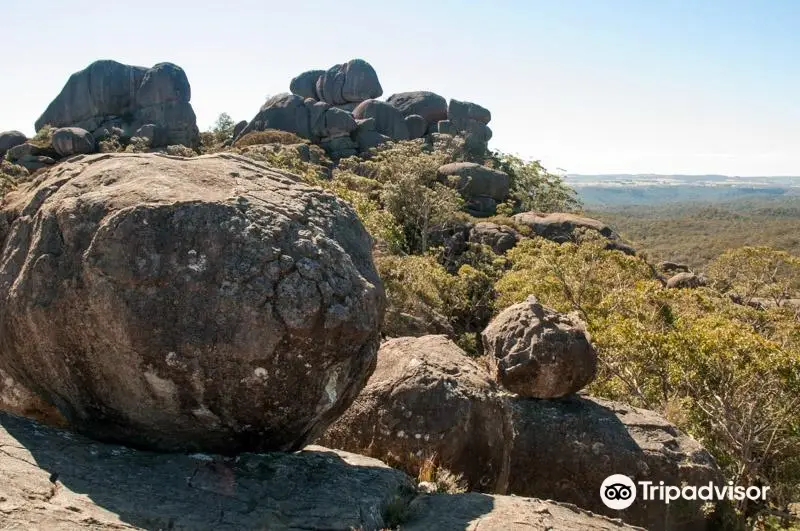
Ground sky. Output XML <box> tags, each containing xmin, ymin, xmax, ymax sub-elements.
<box><xmin>1</xmin><ymin>0</ymin><xmax>799</xmax><ymax>176</ymax></box>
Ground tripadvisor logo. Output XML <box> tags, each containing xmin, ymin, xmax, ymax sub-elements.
<box><xmin>600</xmin><ymin>474</ymin><xmax>770</xmax><ymax>510</ymax></box>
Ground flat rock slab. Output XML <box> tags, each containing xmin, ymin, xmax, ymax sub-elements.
<box><xmin>405</xmin><ymin>493</ymin><xmax>641</xmax><ymax>530</ymax></box>
<box><xmin>0</xmin><ymin>411</ymin><xmax>412</xmax><ymax>530</ymax></box>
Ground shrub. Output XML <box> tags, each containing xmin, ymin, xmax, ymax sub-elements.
<box><xmin>707</xmin><ymin>246</ymin><xmax>800</xmax><ymax>307</ymax></box>
<box><xmin>233</xmin><ymin>129</ymin><xmax>308</xmax><ymax>147</ymax></box>
<box><xmin>29</xmin><ymin>125</ymin><xmax>55</xmax><ymax>149</ymax></box>
<box><xmin>165</xmin><ymin>144</ymin><xmax>197</xmax><ymax>157</ymax></box>
<box><xmin>1</xmin><ymin>160</ymin><xmax>29</xmax><ymax>200</ymax></box>
<box><xmin>488</xmin><ymin>151</ymin><xmax>582</xmax><ymax>213</ymax></box>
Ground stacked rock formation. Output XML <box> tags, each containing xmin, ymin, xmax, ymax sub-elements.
<box><xmin>234</xmin><ymin>58</ymin><xmax>495</xmax><ymax>159</ymax></box>
<box><xmin>322</xmin><ymin>298</ymin><xmax>727</xmax><ymax>530</ymax></box>
<box><xmin>35</xmin><ymin>60</ymin><xmax>199</xmax><ymax>147</ymax></box>
<box><xmin>2</xmin><ymin>60</ymin><xmax>202</xmax><ymax>174</ymax></box>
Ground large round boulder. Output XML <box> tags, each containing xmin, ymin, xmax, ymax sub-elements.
<box><xmin>482</xmin><ymin>296</ymin><xmax>597</xmax><ymax>398</ymax></box>
<box><xmin>667</xmin><ymin>272</ymin><xmax>707</xmax><ymax>289</ymax></box>
<box><xmin>404</xmin><ymin>114</ymin><xmax>427</xmax><ymax>139</ymax></box>
<box><xmin>352</xmin><ymin>99</ymin><xmax>409</xmax><ymax>141</ymax></box>
<box><xmin>0</xmin><ymin>131</ymin><xmax>27</xmax><ymax>158</ymax></box>
<box><xmin>320</xmin><ymin>335</ymin><xmax>513</xmax><ymax>493</ymax></box>
<box><xmin>386</xmin><ymin>91</ymin><xmax>448</xmax><ymax>124</ymax></box>
<box><xmin>0</xmin><ymin>152</ymin><xmax>385</xmax><ymax>454</ymax></box>
<box><xmin>448</xmin><ymin>99</ymin><xmax>491</xmax><ymax>125</ymax></box>
<box><xmin>469</xmin><ymin>222</ymin><xmax>520</xmax><ymax>255</ymax></box>
<box><xmin>512</xmin><ymin>212</ymin><xmax>617</xmax><ymax>242</ymax></box>
<box><xmin>51</xmin><ymin>127</ymin><xmax>95</xmax><ymax>157</ymax></box>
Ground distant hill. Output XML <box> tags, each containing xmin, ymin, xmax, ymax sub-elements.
<box><xmin>566</xmin><ymin>174</ymin><xmax>800</xmax><ymax>207</ymax></box>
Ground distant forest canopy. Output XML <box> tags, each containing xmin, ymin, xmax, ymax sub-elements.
<box><xmin>587</xmin><ymin>196</ymin><xmax>800</xmax><ymax>270</ymax></box>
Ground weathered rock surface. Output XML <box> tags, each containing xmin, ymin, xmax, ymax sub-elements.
<box><xmin>0</xmin><ymin>152</ymin><xmax>385</xmax><ymax>454</ymax></box>
<box><xmin>0</xmin><ymin>411</ymin><xmax>639</xmax><ymax>530</ymax></box>
<box><xmin>290</xmin><ymin>69</ymin><xmax>325</xmax><ymax>99</ymax></box>
<box><xmin>404</xmin><ymin>114</ymin><xmax>427</xmax><ymax>139</ymax></box>
<box><xmin>0</xmin><ymin>369</ymin><xmax>66</xmax><ymax>427</ymax></box>
<box><xmin>667</xmin><ymin>272</ymin><xmax>707</xmax><ymax>289</ymax></box>
<box><xmin>315</xmin><ymin>59</ymin><xmax>383</xmax><ymax>105</ymax></box>
<box><xmin>51</xmin><ymin>127</ymin><xmax>95</xmax><ymax>157</ymax></box>
<box><xmin>352</xmin><ymin>99</ymin><xmax>410</xmax><ymax>141</ymax></box>
<box><xmin>236</xmin><ymin>93</ymin><xmax>312</xmax><ymax>141</ymax></box>
<box><xmin>35</xmin><ymin>60</ymin><xmax>199</xmax><ymax>147</ymax></box>
<box><xmin>469</xmin><ymin>222</ymin><xmax>520</xmax><ymax>254</ymax></box>
<box><xmin>405</xmin><ymin>493</ymin><xmax>641</xmax><ymax>530</ymax></box>
<box><xmin>513</xmin><ymin>212</ymin><xmax>635</xmax><ymax>254</ymax></box>
<box><xmin>482</xmin><ymin>296</ymin><xmax>597</xmax><ymax>398</ymax></box>
<box><xmin>0</xmin><ymin>130</ymin><xmax>27</xmax><ymax>157</ymax></box>
<box><xmin>448</xmin><ymin>99</ymin><xmax>492</xmax><ymax>126</ymax></box>
<box><xmin>0</xmin><ymin>411</ymin><xmax>413</xmax><ymax>530</ymax></box>
<box><xmin>437</xmin><ymin>162</ymin><xmax>510</xmax><ymax>202</ymax></box>
<box><xmin>133</xmin><ymin>123</ymin><xmax>166</xmax><ymax>148</ymax></box>
<box><xmin>509</xmin><ymin>396</ymin><xmax>725</xmax><ymax>530</ymax></box>
<box><xmin>659</xmin><ymin>260</ymin><xmax>690</xmax><ymax>273</ymax></box>
<box><xmin>387</xmin><ymin>91</ymin><xmax>448</xmax><ymax>124</ymax></box>
<box><xmin>320</xmin><ymin>335</ymin><xmax>513</xmax><ymax>493</ymax></box>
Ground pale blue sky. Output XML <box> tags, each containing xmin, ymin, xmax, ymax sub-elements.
<box><xmin>2</xmin><ymin>1</ymin><xmax>798</xmax><ymax>175</ymax></box>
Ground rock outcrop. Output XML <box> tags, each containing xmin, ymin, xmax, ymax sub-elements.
<box><xmin>0</xmin><ymin>410</ymin><xmax>638</xmax><ymax>530</ymax></box>
<box><xmin>667</xmin><ymin>272</ymin><xmax>707</xmax><ymax>289</ymax></box>
<box><xmin>437</xmin><ymin>162</ymin><xmax>510</xmax><ymax>217</ymax></box>
<box><xmin>34</xmin><ymin>60</ymin><xmax>199</xmax><ymax>147</ymax></box>
<box><xmin>509</xmin><ymin>396</ymin><xmax>725</xmax><ymax>530</ymax></box>
<box><xmin>352</xmin><ymin>99</ymin><xmax>410</xmax><ymax>141</ymax></box>
<box><xmin>387</xmin><ymin>91</ymin><xmax>448</xmax><ymax>125</ymax></box>
<box><xmin>513</xmin><ymin>212</ymin><xmax>635</xmax><ymax>254</ymax></box>
<box><xmin>469</xmin><ymin>222</ymin><xmax>520</xmax><ymax>254</ymax></box>
<box><xmin>482</xmin><ymin>296</ymin><xmax>597</xmax><ymax>398</ymax></box>
<box><xmin>0</xmin><ymin>152</ymin><xmax>384</xmax><ymax>454</ymax></box>
<box><xmin>320</xmin><ymin>335</ymin><xmax>513</xmax><ymax>493</ymax></box>
<box><xmin>0</xmin><ymin>130</ymin><xmax>27</xmax><ymax>157</ymax></box>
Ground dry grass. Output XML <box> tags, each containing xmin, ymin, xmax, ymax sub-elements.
<box><xmin>233</xmin><ymin>129</ymin><xmax>309</xmax><ymax>148</ymax></box>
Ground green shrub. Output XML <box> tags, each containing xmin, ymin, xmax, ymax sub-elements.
<box><xmin>29</xmin><ymin>125</ymin><xmax>55</xmax><ymax>149</ymax></box>
<box><xmin>233</xmin><ymin>129</ymin><xmax>308</xmax><ymax>147</ymax></box>
<box><xmin>165</xmin><ymin>145</ymin><xmax>197</xmax><ymax>157</ymax></box>
<box><xmin>488</xmin><ymin>151</ymin><xmax>581</xmax><ymax>213</ymax></box>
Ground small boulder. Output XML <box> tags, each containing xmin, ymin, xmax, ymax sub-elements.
<box><xmin>355</xmin><ymin>130</ymin><xmax>391</xmax><ymax>153</ymax></box>
<box><xmin>513</xmin><ymin>212</ymin><xmax>618</xmax><ymax>243</ymax></box>
<box><xmin>316</xmin><ymin>59</ymin><xmax>382</xmax><ymax>105</ymax></box>
<box><xmin>51</xmin><ymin>127</ymin><xmax>95</xmax><ymax>157</ymax></box>
<box><xmin>322</xmin><ymin>107</ymin><xmax>357</xmax><ymax>138</ymax></box>
<box><xmin>404</xmin><ymin>114</ymin><xmax>427</xmax><ymax>139</ymax></box>
<box><xmin>469</xmin><ymin>222</ymin><xmax>520</xmax><ymax>255</ymax></box>
<box><xmin>134</xmin><ymin>124</ymin><xmax>167</xmax><ymax>148</ymax></box>
<box><xmin>448</xmin><ymin>99</ymin><xmax>491</xmax><ymax>125</ymax></box>
<box><xmin>482</xmin><ymin>296</ymin><xmax>597</xmax><ymax>398</ymax></box>
<box><xmin>437</xmin><ymin>162</ymin><xmax>510</xmax><ymax>202</ymax></box>
<box><xmin>289</xmin><ymin>69</ymin><xmax>325</xmax><ymax>99</ymax></box>
<box><xmin>320</xmin><ymin>335</ymin><xmax>513</xmax><ymax>493</ymax></box>
<box><xmin>659</xmin><ymin>261</ymin><xmax>690</xmax><ymax>274</ymax></box>
<box><xmin>0</xmin><ymin>152</ymin><xmax>385</xmax><ymax>454</ymax></box>
<box><xmin>667</xmin><ymin>272</ymin><xmax>707</xmax><ymax>289</ymax></box>
<box><xmin>237</xmin><ymin>93</ymin><xmax>312</xmax><ymax>140</ymax></box>
<box><xmin>0</xmin><ymin>131</ymin><xmax>27</xmax><ymax>158</ymax></box>
<box><xmin>386</xmin><ymin>91</ymin><xmax>448</xmax><ymax>124</ymax></box>
<box><xmin>437</xmin><ymin>120</ymin><xmax>458</xmax><ymax>135</ymax></box>
<box><xmin>352</xmin><ymin>99</ymin><xmax>409</xmax><ymax>141</ymax></box>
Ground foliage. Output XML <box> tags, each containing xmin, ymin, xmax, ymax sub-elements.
<box><xmin>495</xmin><ymin>237</ymin><xmax>800</xmax><ymax>518</ymax></box>
<box><xmin>98</xmin><ymin>134</ymin><xmax>124</xmax><ymax>153</ymax></box>
<box><xmin>587</xmin><ymin>197</ymin><xmax>800</xmax><ymax>270</ymax></box>
<box><xmin>211</xmin><ymin>112</ymin><xmax>236</xmax><ymax>143</ymax></box>
<box><xmin>233</xmin><ymin>129</ymin><xmax>308</xmax><ymax>147</ymax></box>
<box><xmin>707</xmin><ymin>246</ymin><xmax>800</xmax><ymax>306</ymax></box>
<box><xmin>489</xmin><ymin>151</ymin><xmax>582</xmax><ymax>213</ymax></box>
<box><xmin>0</xmin><ymin>160</ymin><xmax>29</xmax><ymax>200</ymax></box>
<box><xmin>417</xmin><ymin>455</ymin><xmax>468</xmax><ymax>494</ymax></box>
<box><xmin>337</xmin><ymin>141</ymin><xmax>465</xmax><ymax>254</ymax></box>
<box><xmin>29</xmin><ymin>125</ymin><xmax>54</xmax><ymax>148</ymax></box>
<box><xmin>165</xmin><ymin>144</ymin><xmax>197</xmax><ymax>157</ymax></box>
<box><xmin>125</xmin><ymin>136</ymin><xmax>151</xmax><ymax>153</ymax></box>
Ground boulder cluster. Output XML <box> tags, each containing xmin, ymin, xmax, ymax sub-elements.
<box><xmin>235</xmin><ymin>58</ymin><xmax>493</xmax><ymax>161</ymax></box>
<box><xmin>1</xmin><ymin>60</ymin><xmax>201</xmax><ymax>173</ymax></box>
